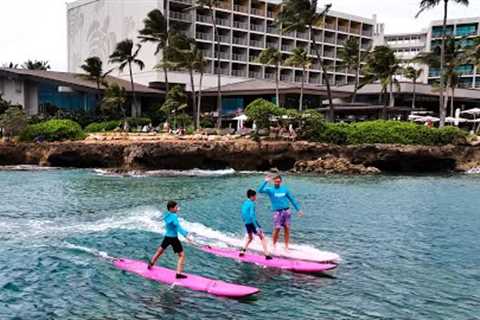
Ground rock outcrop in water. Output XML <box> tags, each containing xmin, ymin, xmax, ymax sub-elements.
<box><xmin>1</xmin><ymin>139</ymin><xmax>480</xmax><ymax>173</ymax></box>
<box><xmin>294</xmin><ymin>156</ymin><xmax>381</xmax><ymax>175</ymax></box>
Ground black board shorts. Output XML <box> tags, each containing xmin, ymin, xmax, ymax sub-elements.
<box><xmin>161</xmin><ymin>236</ymin><xmax>183</xmax><ymax>253</ymax></box>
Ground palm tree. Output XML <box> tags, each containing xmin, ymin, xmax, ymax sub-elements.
<box><xmin>1</xmin><ymin>62</ymin><xmax>19</xmax><ymax>69</ymax></box>
<box><xmin>276</xmin><ymin>0</ymin><xmax>334</xmax><ymax>121</ymax></box>
<box><xmin>22</xmin><ymin>60</ymin><xmax>50</xmax><ymax>70</ymax></box>
<box><xmin>193</xmin><ymin>50</ymin><xmax>208</xmax><ymax>129</ymax></box>
<box><xmin>166</xmin><ymin>34</ymin><xmax>200</xmax><ymax>129</ymax></box>
<box><xmin>109</xmin><ymin>39</ymin><xmax>145</xmax><ymax>117</ymax></box>
<box><xmin>338</xmin><ymin>37</ymin><xmax>366</xmax><ymax>103</ymax></box>
<box><xmin>191</xmin><ymin>0</ymin><xmax>223</xmax><ymax>128</ymax></box>
<box><xmin>80</xmin><ymin>56</ymin><xmax>113</xmax><ymax>90</ymax></box>
<box><xmin>138</xmin><ymin>9</ymin><xmax>171</xmax><ymax>93</ymax></box>
<box><xmin>284</xmin><ymin>48</ymin><xmax>312</xmax><ymax>111</ymax></box>
<box><xmin>416</xmin><ymin>0</ymin><xmax>469</xmax><ymax>127</ymax></box>
<box><xmin>414</xmin><ymin>37</ymin><xmax>467</xmax><ymax>123</ymax></box>
<box><xmin>403</xmin><ymin>66</ymin><xmax>423</xmax><ymax>109</ymax></box>
<box><xmin>361</xmin><ymin>46</ymin><xmax>402</xmax><ymax>119</ymax></box>
<box><xmin>257</xmin><ymin>48</ymin><xmax>283</xmax><ymax>107</ymax></box>
<box><xmin>101</xmin><ymin>83</ymin><xmax>127</xmax><ymax>121</ymax></box>
<box><xmin>160</xmin><ymin>85</ymin><xmax>189</xmax><ymax>129</ymax></box>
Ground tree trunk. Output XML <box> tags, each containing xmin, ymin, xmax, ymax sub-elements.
<box><xmin>189</xmin><ymin>69</ymin><xmax>197</xmax><ymax>130</ymax></box>
<box><xmin>389</xmin><ymin>77</ymin><xmax>395</xmax><ymax>107</ymax></box>
<box><xmin>352</xmin><ymin>47</ymin><xmax>361</xmax><ymax>103</ymax></box>
<box><xmin>439</xmin><ymin>0</ymin><xmax>448</xmax><ymax>127</ymax></box>
<box><xmin>163</xmin><ymin>63</ymin><xmax>169</xmax><ymax>94</ymax></box>
<box><xmin>300</xmin><ymin>65</ymin><xmax>305</xmax><ymax>111</ymax></box>
<box><xmin>412</xmin><ymin>79</ymin><xmax>417</xmax><ymax>109</ymax></box>
<box><xmin>450</xmin><ymin>86</ymin><xmax>455</xmax><ymax>117</ymax></box>
<box><xmin>197</xmin><ymin>71</ymin><xmax>203</xmax><ymax>130</ymax></box>
<box><xmin>382</xmin><ymin>86</ymin><xmax>388</xmax><ymax>119</ymax></box>
<box><xmin>128</xmin><ymin>61</ymin><xmax>138</xmax><ymax>117</ymax></box>
<box><xmin>310</xmin><ymin>26</ymin><xmax>334</xmax><ymax>122</ymax></box>
<box><xmin>211</xmin><ymin>9</ymin><xmax>222</xmax><ymax>129</ymax></box>
<box><xmin>275</xmin><ymin>64</ymin><xmax>280</xmax><ymax>107</ymax></box>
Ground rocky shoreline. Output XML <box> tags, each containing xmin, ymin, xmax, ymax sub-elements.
<box><xmin>1</xmin><ymin>138</ymin><xmax>480</xmax><ymax>174</ymax></box>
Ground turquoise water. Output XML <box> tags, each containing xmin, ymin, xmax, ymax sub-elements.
<box><xmin>1</xmin><ymin>169</ymin><xmax>479</xmax><ymax>319</ymax></box>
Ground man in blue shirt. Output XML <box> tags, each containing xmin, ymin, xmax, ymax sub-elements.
<box><xmin>148</xmin><ymin>201</ymin><xmax>192</xmax><ymax>279</ymax></box>
<box><xmin>258</xmin><ymin>175</ymin><xmax>304</xmax><ymax>250</ymax></box>
<box><xmin>240</xmin><ymin>189</ymin><xmax>272</xmax><ymax>259</ymax></box>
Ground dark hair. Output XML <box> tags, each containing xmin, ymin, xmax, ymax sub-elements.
<box><xmin>246</xmin><ymin>189</ymin><xmax>256</xmax><ymax>198</ymax></box>
<box><xmin>273</xmin><ymin>175</ymin><xmax>282</xmax><ymax>181</ymax></box>
<box><xmin>167</xmin><ymin>200</ymin><xmax>177</xmax><ymax>210</ymax></box>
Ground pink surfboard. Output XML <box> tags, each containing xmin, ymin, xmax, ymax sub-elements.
<box><xmin>113</xmin><ymin>258</ymin><xmax>260</xmax><ymax>299</ymax></box>
<box><xmin>201</xmin><ymin>246</ymin><xmax>337</xmax><ymax>274</ymax></box>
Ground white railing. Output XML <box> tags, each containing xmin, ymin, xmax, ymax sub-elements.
<box><xmin>215</xmin><ymin>51</ymin><xmax>230</xmax><ymax>59</ymax></box>
<box><xmin>281</xmin><ymin>45</ymin><xmax>293</xmax><ymax>51</ymax></box>
<box><xmin>280</xmin><ymin>74</ymin><xmax>291</xmax><ymax>81</ymax></box>
<box><xmin>216</xmin><ymin>18</ymin><xmax>230</xmax><ymax>27</ymax></box>
<box><xmin>215</xmin><ymin>35</ymin><xmax>230</xmax><ymax>43</ymax></box>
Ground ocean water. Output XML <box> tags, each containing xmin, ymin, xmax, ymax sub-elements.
<box><xmin>0</xmin><ymin>169</ymin><xmax>479</xmax><ymax>320</ymax></box>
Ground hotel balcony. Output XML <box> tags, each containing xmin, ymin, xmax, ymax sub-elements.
<box><xmin>233</xmin><ymin>37</ymin><xmax>248</xmax><ymax>45</ymax></box>
<box><xmin>311</xmin><ymin>63</ymin><xmax>321</xmax><ymax>70</ymax></box>
<box><xmin>362</xmin><ymin>29</ymin><xmax>373</xmax><ymax>37</ymax></box>
<box><xmin>216</xmin><ymin>18</ymin><xmax>231</xmax><ymax>27</ymax></box>
<box><xmin>200</xmin><ymin>49</ymin><xmax>212</xmax><ymax>58</ymax></box>
<box><xmin>337</xmin><ymin>25</ymin><xmax>349</xmax><ymax>33</ymax></box>
<box><xmin>281</xmin><ymin>44</ymin><xmax>294</xmax><ymax>52</ymax></box>
<box><xmin>267</xmin><ymin>11</ymin><xmax>274</xmax><ymax>18</ymax></box>
<box><xmin>215</xmin><ymin>1</ymin><xmax>231</xmax><ymax>10</ymax></box>
<box><xmin>233</xmin><ymin>21</ymin><xmax>248</xmax><ymax>29</ymax></box>
<box><xmin>250</xmin><ymin>7</ymin><xmax>264</xmax><ymax>16</ymax></box>
<box><xmin>233</xmin><ymin>4</ymin><xmax>248</xmax><ymax>13</ymax></box>
<box><xmin>250</xmin><ymin>23</ymin><xmax>265</xmax><ymax>32</ymax></box>
<box><xmin>215</xmin><ymin>68</ymin><xmax>230</xmax><ymax>75</ymax></box>
<box><xmin>280</xmin><ymin>74</ymin><xmax>292</xmax><ymax>81</ymax></box>
<box><xmin>325</xmin><ymin>23</ymin><xmax>336</xmax><ymax>31</ymax></box>
<box><xmin>232</xmin><ymin>69</ymin><xmax>247</xmax><ymax>77</ymax></box>
<box><xmin>324</xmin><ymin>36</ymin><xmax>336</xmax><ymax>44</ymax></box>
<box><xmin>249</xmin><ymin>71</ymin><xmax>262</xmax><ymax>79</ymax></box>
<box><xmin>250</xmin><ymin>39</ymin><xmax>263</xmax><ymax>48</ymax></box>
<box><xmin>266</xmin><ymin>42</ymin><xmax>278</xmax><ymax>49</ymax></box>
<box><xmin>267</xmin><ymin>26</ymin><xmax>280</xmax><ymax>35</ymax></box>
<box><xmin>297</xmin><ymin>31</ymin><xmax>309</xmax><ymax>40</ymax></box>
<box><xmin>283</xmin><ymin>31</ymin><xmax>295</xmax><ymax>38</ymax></box>
<box><xmin>265</xmin><ymin>73</ymin><xmax>276</xmax><ymax>80</ymax></box>
<box><xmin>196</xmin><ymin>14</ymin><xmax>211</xmax><ymax>23</ymax></box>
<box><xmin>196</xmin><ymin>32</ymin><xmax>213</xmax><ymax>41</ymax></box>
<box><xmin>169</xmin><ymin>11</ymin><xmax>192</xmax><ymax>22</ymax></box>
<box><xmin>215</xmin><ymin>51</ymin><xmax>230</xmax><ymax>59</ymax></box>
<box><xmin>215</xmin><ymin>34</ymin><xmax>231</xmax><ymax>43</ymax></box>
<box><xmin>232</xmin><ymin>53</ymin><xmax>247</xmax><ymax>61</ymax></box>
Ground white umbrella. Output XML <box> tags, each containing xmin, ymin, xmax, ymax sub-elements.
<box><xmin>415</xmin><ymin>116</ymin><xmax>440</xmax><ymax>123</ymax></box>
<box><xmin>408</xmin><ymin>114</ymin><xmax>423</xmax><ymax>121</ymax></box>
<box><xmin>461</xmin><ymin>108</ymin><xmax>480</xmax><ymax>115</ymax></box>
<box><xmin>233</xmin><ymin>114</ymin><xmax>248</xmax><ymax>132</ymax></box>
<box><xmin>445</xmin><ymin>116</ymin><xmax>467</xmax><ymax>124</ymax></box>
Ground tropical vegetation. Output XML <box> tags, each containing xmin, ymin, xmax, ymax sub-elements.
<box><xmin>284</xmin><ymin>48</ymin><xmax>312</xmax><ymax>111</ymax></box>
<box><xmin>19</xmin><ymin>119</ymin><xmax>86</xmax><ymax>142</ymax></box>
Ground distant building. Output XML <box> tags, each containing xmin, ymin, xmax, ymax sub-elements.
<box><xmin>0</xmin><ymin>68</ymin><xmax>163</xmax><ymax>116</ymax></box>
<box><xmin>67</xmin><ymin>0</ymin><xmax>381</xmax><ymax>93</ymax></box>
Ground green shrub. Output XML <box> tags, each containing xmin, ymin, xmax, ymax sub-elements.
<box><xmin>84</xmin><ymin>120</ymin><xmax>121</xmax><ymax>133</ymax></box>
<box><xmin>126</xmin><ymin>117</ymin><xmax>151</xmax><ymax>128</ymax></box>
<box><xmin>317</xmin><ymin>123</ymin><xmax>350</xmax><ymax>145</ymax></box>
<box><xmin>245</xmin><ymin>98</ymin><xmax>284</xmax><ymax>130</ymax></box>
<box><xmin>200</xmin><ymin>116</ymin><xmax>215</xmax><ymax>128</ymax></box>
<box><xmin>176</xmin><ymin>114</ymin><xmax>193</xmax><ymax>128</ymax></box>
<box><xmin>20</xmin><ymin>119</ymin><xmax>86</xmax><ymax>142</ymax></box>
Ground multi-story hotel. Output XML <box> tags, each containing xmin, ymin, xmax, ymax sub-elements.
<box><xmin>384</xmin><ymin>17</ymin><xmax>480</xmax><ymax>89</ymax></box>
<box><xmin>67</xmin><ymin>0</ymin><xmax>380</xmax><ymax>91</ymax></box>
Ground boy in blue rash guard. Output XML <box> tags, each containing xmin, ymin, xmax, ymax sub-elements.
<box><xmin>258</xmin><ymin>175</ymin><xmax>304</xmax><ymax>250</ymax></box>
<box><xmin>240</xmin><ymin>190</ymin><xmax>272</xmax><ymax>259</ymax></box>
<box><xmin>148</xmin><ymin>201</ymin><xmax>192</xmax><ymax>279</ymax></box>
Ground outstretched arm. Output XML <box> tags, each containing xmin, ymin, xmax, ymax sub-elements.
<box><xmin>286</xmin><ymin>190</ymin><xmax>301</xmax><ymax>212</ymax></box>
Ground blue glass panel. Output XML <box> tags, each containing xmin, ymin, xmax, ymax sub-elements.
<box><xmin>38</xmin><ymin>84</ymin><xmax>97</xmax><ymax>112</ymax></box>
<box><xmin>222</xmin><ymin>97</ymin><xmax>244</xmax><ymax>114</ymax></box>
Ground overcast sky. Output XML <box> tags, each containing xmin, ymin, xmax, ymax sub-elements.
<box><xmin>0</xmin><ymin>0</ymin><xmax>478</xmax><ymax>71</ymax></box>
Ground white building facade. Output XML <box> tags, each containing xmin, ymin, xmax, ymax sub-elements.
<box><xmin>67</xmin><ymin>0</ymin><xmax>380</xmax><ymax>91</ymax></box>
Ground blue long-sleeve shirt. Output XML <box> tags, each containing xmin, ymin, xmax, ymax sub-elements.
<box><xmin>164</xmin><ymin>211</ymin><xmax>189</xmax><ymax>238</ymax></box>
<box><xmin>241</xmin><ymin>199</ymin><xmax>260</xmax><ymax>227</ymax></box>
<box><xmin>258</xmin><ymin>181</ymin><xmax>301</xmax><ymax>212</ymax></box>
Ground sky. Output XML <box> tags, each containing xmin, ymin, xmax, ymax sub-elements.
<box><xmin>0</xmin><ymin>0</ymin><xmax>479</xmax><ymax>71</ymax></box>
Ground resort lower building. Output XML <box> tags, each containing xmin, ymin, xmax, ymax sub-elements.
<box><xmin>67</xmin><ymin>0</ymin><xmax>380</xmax><ymax>92</ymax></box>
